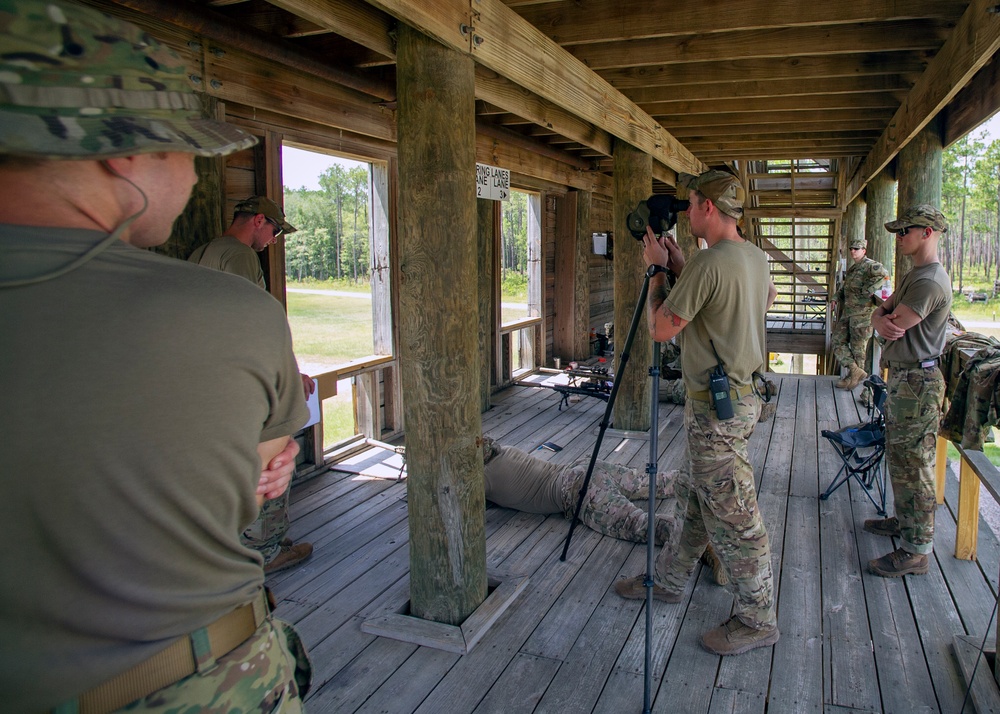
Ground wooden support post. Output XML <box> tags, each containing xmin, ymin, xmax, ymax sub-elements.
<box><xmin>396</xmin><ymin>23</ymin><xmax>487</xmax><ymax>625</ymax></box>
<box><xmin>895</xmin><ymin>116</ymin><xmax>943</xmax><ymax>280</ymax></box>
<box><xmin>935</xmin><ymin>435</ymin><xmax>948</xmax><ymax>504</ymax></box>
<box><xmin>956</xmin><ymin>454</ymin><xmax>980</xmax><ymax>561</ymax></box>
<box><xmin>864</xmin><ymin>169</ymin><xmax>896</xmax><ymax>288</ymax></box>
<box><xmin>554</xmin><ymin>190</ymin><xmax>591</xmax><ymax>362</ymax></box>
<box><xmin>612</xmin><ymin>140</ymin><xmax>652</xmax><ymax>432</ymax></box>
<box><xmin>477</xmin><ymin>198</ymin><xmax>496</xmax><ymax>412</ymax></box>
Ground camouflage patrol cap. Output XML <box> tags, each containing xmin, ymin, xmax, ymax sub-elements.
<box><xmin>0</xmin><ymin>0</ymin><xmax>257</xmax><ymax>159</ymax></box>
<box><xmin>234</xmin><ymin>195</ymin><xmax>297</xmax><ymax>234</ymax></box>
<box><xmin>849</xmin><ymin>237</ymin><xmax>866</xmax><ymax>249</ymax></box>
<box><xmin>679</xmin><ymin>170</ymin><xmax>745</xmax><ymax>220</ymax></box>
<box><xmin>884</xmin><ymin>204</ymin><xmax>949</xmax><ymax>233</ymax></box>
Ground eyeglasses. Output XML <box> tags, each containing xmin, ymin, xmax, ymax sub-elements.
<box><xmin>265</xmin><ymin>217</ymin><xmax>284</xmax><ymax>238</ymax></box>
<box><xmin>895</xmin><ymin>225</ymin><xmax>919</xmax><ymax>237</ymax></box>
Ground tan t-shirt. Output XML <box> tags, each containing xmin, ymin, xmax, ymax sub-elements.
<box><xmin>882</xmin><ymin>262</ymin><xmax>952</xmax><ymax>364</ymax></box>
<box><xmin>0</xmin><ymin>225</ymin><xmax>308</xmax><ymax>712</ymax></box>
<box><xmin>665</xmin><ymin>239</ymin><xmax>771</xmax><ymax>393</ymax></box>
<box><xmin>189</xmin><ymin>234</ymin><xmax>266</xmax><ymax>288</ymax></box>
<box><xmin>484</xmin><ymin>445</ymin><xmax>566</xmax><ymax>513</ymax></box>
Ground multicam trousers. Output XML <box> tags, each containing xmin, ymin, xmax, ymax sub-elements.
<box><xmin>655</xmin><ymin>394</ymin><xmax>776</xmax><ymax>629</ymax></box>
<box><xmin>242</xmin><ymin>489</ymin><xmax>291</xmax><ymax>564</ymax></box>
<box><xmin>886</xmin><ymin>365</ymin><xmax>945</xmax><ymax>555</ymax></box>
<box><xmin>119</xmin><ymin>619</ymin><xmax>311</xmax><ymax>713</ymax></box>
<box><xmin>832</xmin><ymin>314</ymin><xmax>874</xmax><ymax>370</ymax></box>
<box><xmin>561</xmin><ymin>459</ymin><xmax>678</xmax><ymax>546</ymax></box>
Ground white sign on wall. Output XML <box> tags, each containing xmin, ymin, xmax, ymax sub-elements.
<box><xmin>476</xmin><ymin>162</ymin><xmax>510</xmax><ymax>201</ymax></box>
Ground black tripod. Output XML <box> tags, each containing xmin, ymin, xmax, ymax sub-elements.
<box><xmin>559</xmin><ymin>263</ymin><xmax>669</xmax><ymax>714</ymax></box>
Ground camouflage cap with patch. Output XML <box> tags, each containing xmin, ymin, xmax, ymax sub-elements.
<box><xmin>234</xmin><ymin>195</ymin><xmax>297</xmax><ymax>234</ymax></box>
<box><xmin>679</xmin><ymin>170</ymin><xmax>745</xmax><ymax>220</ymax></box>
<box><xmin>0</xmin><ymin>0</ymin><xmax>257</xmax><ymax>159</ymax></box>
<box><xmin>849</xmin><ymin>237</ymin><xmax>866</xmax><ymax>249</ymax></box>
<box><xmin>884</xmin><ymin>204</ymin><xmax>949</xmax><ymax>233</ymax></box>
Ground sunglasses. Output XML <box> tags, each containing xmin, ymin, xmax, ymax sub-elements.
<box><xmin>265</xmin><ymin>217</ymin><xmax>284</xmax><ymax>238</ymax></box>
<box><xmin>894</xmin><ymin>225</ymin><xmax>921</xmax><ymax>237</ymax></box>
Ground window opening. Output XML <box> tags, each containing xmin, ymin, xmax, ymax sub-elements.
<box><xmin>500</xmin><ymin>189</ymin><xmax>541</xmax><ymax>375</ymax></box>
<box><xmin>281</xmin><ymin>145</ymin><xmax>391</xmax><ymax>449</ymax></box>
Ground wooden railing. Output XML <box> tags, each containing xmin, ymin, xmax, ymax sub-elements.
<box><xmin>944</xmin><ymin>439</ymin><xmax>999</xmax><ymax>562</ymax></box>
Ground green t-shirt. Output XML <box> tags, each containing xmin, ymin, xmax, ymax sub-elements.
<box><xmin>882</xmin><ymin>262</ymin><xmax>952</xmax><ymax>364</ymax></box>
<box><xmin>0</xmin><ymin>225</ymin><xmax>308</xmax><ymax>712</ymax></box>
<box><xmin>188</xmin><ymin>234</ymin><xmax>266</xmax><ymax>288</ymax></box>
<box><xmin>484</xmin><ymin>445</ymin><xmax>566</xmax><ymax>513</ymax></box>
<box><xmin>665</xmin><ymin>239</ymin><xmax>771</xmax><ymax>393</ymax></box>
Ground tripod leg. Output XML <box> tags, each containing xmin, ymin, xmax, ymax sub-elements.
<box><xmin>561</xmin><ymin>271</ymin><xmax>653</xmax><ymax>562</ymax></box>
<box><xmin>644</xmin><ymin>340</ymin><xmax>661</xmax><ymax>713</ymax></box>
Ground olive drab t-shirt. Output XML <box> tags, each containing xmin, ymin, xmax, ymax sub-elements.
<box><xmin>881</xmin><ymin>262</ymin><xmax>952</xmax><ymax>364</ymax></box>
<box><xmin>0</xmin><ymin>225</ymin><xmax>308</xmax><ymax>712</ymax></box>
<box><xmin>188</xmin><ymin>234</ymin><xmax>266</xmax><ymax>288</ymax></box>
<box><xmin>484</xmin><ymin>445</ymin><xmax>566</xmax><ymax>513</ymax></box>
<box><xmin>664</xmin><ymin>239</ymin><xmax>771</xmax><ymax>394</ymax></box>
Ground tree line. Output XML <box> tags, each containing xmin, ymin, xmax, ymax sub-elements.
<box><xmin>942</xmin><ymin>130</ymin><xmax>1000</xmax><ymax>293</ymax></box>
<box><xmin>283</xmin><ymin>159</ymin><xmax>531</xmax><ymax>287</ymax></box>
<box><xmin>283</xmin><ymin>164</ymin><xmax>370</xmax><ymax>283</ymax></box>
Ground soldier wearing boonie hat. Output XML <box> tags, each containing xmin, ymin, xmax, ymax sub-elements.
<box><xmin>831</xmin><ymin>234</ymin><xmax>889</xmax><ymax>390</ymax></box>
<box><xmin>0</xmin><ymin>1</ymin><xmax>312</xmax><ymax>711</ymax></box>
<box><xmin>864</xmin><ymin>204</ymin><xmax>952</xmax><ymax>578</ymax></box>
<box><xmin>617</xmin><ymin>168</ymin><xmax>780</xmax><ymax>657</ymax></box>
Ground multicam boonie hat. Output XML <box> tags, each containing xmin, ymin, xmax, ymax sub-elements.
<box><xmin>679</xmin><ymin>170</ymin><xmax>745</xmax><ymax>220</ymax></box>
<box><xmin>884</xmin><ymin>204</ymin><xmax>949</xmax><ymax>233</ymax></box>
<box><xmin>849</xmin><ymin>237</ymin><xmax>866</xmax><ymax>249</ymax></box>
<box><xmin>0</xmin><ymin>0</ymin><xmax>257</xmax><ymax>159</ymax></box>
<box><xmin>234</xmin><ymin>195</ymin><xmax>297</xmax><ymax>234</ymax></box>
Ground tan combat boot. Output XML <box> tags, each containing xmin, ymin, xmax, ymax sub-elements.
<box><xmin>845</xmin><ymin>364</ymin><xmax>867</xmax><ymax>390</ymax></box>
<box><xmin>835</xmin><ymin>366</ymin><xmax>854</xmax><ymax>390</ymax></box>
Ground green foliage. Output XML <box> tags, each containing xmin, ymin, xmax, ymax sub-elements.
<box><xmin>501</xmin><ymin>191</ymin><xmax>529</xmax><ymax>278</ymax></box>
<box><xmin>284</xmin><ymin>164</ymin><xmax>371</xmax><ymax>283</ymax></box>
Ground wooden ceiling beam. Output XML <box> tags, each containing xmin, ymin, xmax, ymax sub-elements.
<box><xmin>623</xmin><ymin>75</ymin><xmax>911</xmax><ymax>104</ymax></box>
<box><xmin>670</xmin><ymin>121</ymin><xmax>887</xmax><ymax>138</ymax></box>
<box><xmin>571</xmin><ymin>21</ymin><xmax>948</xmax><ymax>71</ymax></box>
<box><xmin>95</xmin><ymin>0</ymin><xmax>395</xmax><ymax>100</ymax></box>
<box><xmin>513</xmin><ymin>0</ymin><xmax>966</xmax><ymax>45</ymax></box>
<box><xmin>658</xmin><ymin>109</ymin><xmax>896</xmax><ymax>128</ymax></box>
<box><xmin>267</xmin><ymin>0</ymin><xmax>397</xmax><ymax>60</ymax></box>
<box><xmin>599</xmin><ymin>53</ymin><xmax>929</xmax><ymax>90</ymax></box>
<box><xmin>360</xmin><ymin>0</ymin><xmax>702</xmax><ymax>177</ymax></box>
<box><xmin>847</xmin><ymin>0</ymin><xmax>1000</xmax><ymax>201</ymax></box>
<box><xmin>644</xmin><ymin>94</ymin><xmax>900</xmax><ymax>117</ymax></box>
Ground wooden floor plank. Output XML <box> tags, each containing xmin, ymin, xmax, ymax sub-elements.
<box><xmin>281</xmin><ymin>375</ymin><xmax>1000</xmax><ymax>714</ymax></box>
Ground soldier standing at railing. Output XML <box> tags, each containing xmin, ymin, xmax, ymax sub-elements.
<box><xmin>866</xmin><ymin>205</ymin><xmax>952</xmax><ymax>577</ymax></box>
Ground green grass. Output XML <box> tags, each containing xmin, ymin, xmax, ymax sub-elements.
<box><xmin>286</xmin><ymin>289</ymin><xmax>375</xmax><ymax>448</ymax></box>
<box><xmin>287</xmin><ymin>277</ymin><xmax>371</xmax><ymax>294</ymax></box>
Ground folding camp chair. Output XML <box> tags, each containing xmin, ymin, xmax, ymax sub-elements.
<box><xmin>820</xmin><ymin>375</ymin><xmax>888</xmax><ymax>516</ymax></box>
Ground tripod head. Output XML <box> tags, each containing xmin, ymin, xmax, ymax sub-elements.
<box><xmin>626</xmin><ymin>194</ymin><xmax>689</xmax><ymax>239</ymax></box>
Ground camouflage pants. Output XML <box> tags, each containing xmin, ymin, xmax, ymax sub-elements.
<box><xmin>242</xmin><ymin>488</ymin><xmax>291</xmax><ymax>564</ymax></box>
<box><xmin>561</xmin><ymin>459</ymin><xmax>678</xmax><ymax>546</ymax></box>
<box><xmin>655</xmin><ymin>394</ymin><xmax>776</xmax><ymax>629</ymax></box>
<box><xmin>832</xmin><ymin>314</ymin><xmax>874</xmax><ymax>370</ymax></box>
<box><xmin>118</xmin><ymin>619</ymin><xmax>311</xmax><ymax>713</ymax></box>
<box><xmin>886</xmin><ymin>366</ymin><xmax>945</xmax><ymax>555</ymax></box>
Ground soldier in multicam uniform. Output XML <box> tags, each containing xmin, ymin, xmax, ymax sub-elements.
<box><xmin>481</xmin><ymin>437</ymin><xmax>728</xmax><ymax>584</ymax></box>
<box><xmin>832</xmin><ymin>237</ymin><xmax>890</xmax><ymax>390</ymax></box>
<box><xmin>616</xmin><ymin>170</ymin><xmax>781</xmax><ymax>657</ymax></box>
<box><xmin>865</xmin><ymin>205</ymin><xmax>952</xmax><ymax>577</ymax></box>
<box><xmin>0</xmin><ymin>1</ymin><xmax>311</xmax><ymax>711</ymax></box>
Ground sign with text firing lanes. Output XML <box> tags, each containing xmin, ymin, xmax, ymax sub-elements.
<box><xmin>476</xmin><ymin>162</ymin><xmax>510</xmax><ymax>201</ymax></box>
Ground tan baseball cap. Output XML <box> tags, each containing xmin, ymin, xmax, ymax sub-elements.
<box><xmin>679</xmin><ymin>170</ymin><xmax>745</xmax><ymax>220</ymax></box>
<box><xmin>884</xmin><ymin>204</ymin><xmax>948</xmax><ymax>233</ymax></box>
<box><xmin>234</xmin><ymin>196</ymin><xmax>297</xmax><ymax>234</ymax></box>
